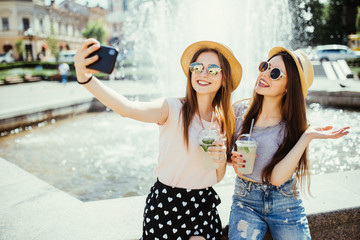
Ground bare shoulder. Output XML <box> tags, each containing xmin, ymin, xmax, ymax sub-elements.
<box><xmin>152</xmin><ymin>97</ymin><xmax>169</xmax><ymax>112</ymax></box>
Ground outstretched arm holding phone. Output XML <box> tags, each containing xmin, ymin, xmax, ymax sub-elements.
<box><xmin>74</xmin><ymin>38</ymin><xmax>169</xmax><ymax>124</ymax></box>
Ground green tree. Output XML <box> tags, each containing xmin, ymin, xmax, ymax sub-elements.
<box><xmin>82</xmin><ymin>21</ymin><xmax>107</xmax><ymax>44</ymax></box>
<box><xmin>356</xmin><ymin>6</ymin><xmax>360</xmax><ymax>33</ymax></box>
<box><xmin>46</xmin><ymin>23</ymin><xmax>60</xmax><ymax>61</ymax></box>
<box><xmin>323</xmin><ymin>0</ymin><xmax>344</xmax><ymax>43</ymax></box>
<box><xmin>46</xmin><ymin>36</ymin><xmax>60</xmax><ymax>61</ymax></box>
<box><xmin>322</xmin><ymin>0</ymin><xmax>359</xmax><ymax>44</ymax></box>
<box><xmin>15</xmin><ymin>39</ymin><xmax>24</xmax><ymax>61</ymax></box>
<box><xmin>304</xmin><ymin>0</ymin><xmax>327</xmax><ymax>46</ymax></box>
<box><xmin>299</xmin><ymin>0</ymin><xmax>359</xmax><ymax>46</ymax></box>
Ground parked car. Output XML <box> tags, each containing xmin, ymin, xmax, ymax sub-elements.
<box><xmin>314</xmin><ymin>44</ymin><xmax>360</xmax><ymax>62</ymax></box>
<box><xmin>58</xmin><ymin>50</ymin><xmax>77</xmax><ymax>63</ymax></box>
<box><xmin>48</xmin><ymin>50</ymin><xmax>77</xmax><ymax>63</ymax></box>
<box><xmin>0</xmin><ymin>51</ymin><xmax>15</xmax><ymax>63</ymax></box>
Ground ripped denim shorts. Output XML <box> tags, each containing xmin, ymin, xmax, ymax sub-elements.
<box><xmin>228</xmin><ymin>177</ymin><xmax>311</xmax><ymax>240</ymax></box>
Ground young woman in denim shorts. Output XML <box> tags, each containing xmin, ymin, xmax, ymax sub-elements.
<box><xmin>74</xmin><ymin>39</ymin><xmax>243</xmax><ymax>239</ymax></box>
<box><xmin>228</xmin><ymin>47</ymin><xmax>350</xmax><ymax>240</ymax></box>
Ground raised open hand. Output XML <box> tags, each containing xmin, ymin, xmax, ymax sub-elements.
<box><xmin>306</xmin><ymin>126</ymin><xmax>350</xmax><ymax>140</ymax></box>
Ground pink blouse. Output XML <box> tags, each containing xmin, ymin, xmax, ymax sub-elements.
<box><xmin>154</xmin><ymin>98</ymin><xmax>219</xmax><ymax>189</ymax></box>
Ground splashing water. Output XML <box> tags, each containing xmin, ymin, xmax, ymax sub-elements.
<box><xmin>120</xmin><ymin>0</ymin><xmax>293</xmax><ymax>98</ymax></box>
<box><xmin>1</xmin><ymin>105</ymin><xmax>358</xmax><ymax>201</ymax></box>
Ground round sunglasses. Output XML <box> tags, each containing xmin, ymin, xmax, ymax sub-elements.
<box><xmin>189</xmin><ymin>62</ymin><xmax>222</xmax><ymax>76</ymax></box>
<box><xmin>259</xmin><ymin>61</ymin><xmax>286</xmax><ymax>80</ymax></box>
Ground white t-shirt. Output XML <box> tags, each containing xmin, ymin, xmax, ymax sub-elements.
<box><xmin>154</xmin><ymin>98</ymin><xmax>219</xmax><ymax>189</ymax></box>
<box><xmin>58</xmin><ymin>63</ymin><xmax>69</xmax><ymax>75</ymax></box>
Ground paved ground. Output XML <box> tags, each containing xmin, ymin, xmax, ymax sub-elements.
<box><xmin>310</xmin><ymin>76</ymin><xmax>360</xmax><ymax>92</ymax></box>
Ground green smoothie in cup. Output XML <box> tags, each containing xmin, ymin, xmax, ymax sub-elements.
<box><xmin>198</xmin><ymin>129</ymin><xmax>221</xmax><ymax>170</ymax></box>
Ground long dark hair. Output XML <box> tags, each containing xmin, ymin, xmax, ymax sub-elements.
<box><xmin>241</xmin><ymin>52</ymin><xmax>310</xmax><ymax>191</ymax></box>
<box><xmin>181</xmin><ymin>48</ymin><xmax>235</xmax><ymax>150</ymax></box>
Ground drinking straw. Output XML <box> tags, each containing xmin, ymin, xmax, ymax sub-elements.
<box><xmin>248</xmin><ymin>118</ymin><xmax>254</xmax><ymax>142</ymax></box>
<box><xmin>209</xmin><ymin>111</ymin><xmax>214</xmax><ymax>130</ymax></box>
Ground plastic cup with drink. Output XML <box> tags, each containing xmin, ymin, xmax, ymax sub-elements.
<box><xmin>235</xmin><ymin>119</ymin><xmax>257</xmax><ymax>174</ymax></box>
<box><xmin>198</xmin><ymin>112</ymin><xmax>224</xmax><ymax>170</ymax></box>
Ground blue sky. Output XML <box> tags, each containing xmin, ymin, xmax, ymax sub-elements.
<box><xmin>45</xmin><ymin>0</ymin><xmax>108</xmax><ymax>9</ymax></box>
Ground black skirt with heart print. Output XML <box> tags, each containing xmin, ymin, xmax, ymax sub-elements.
<box><xmin>141</xmin><ymin>179</ymin><xmax>222</xmax><ymax>240</ymax></box>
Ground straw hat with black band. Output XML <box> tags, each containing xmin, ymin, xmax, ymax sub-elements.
<box><xmin>180</xmin><ymin>41</ymin><xmax>242</xmax><ymax>91</ymax></box>
<box><xmin>268</xmin><ymin>46</ymin><xmax>314</xmax><ymax>98</ymax></box>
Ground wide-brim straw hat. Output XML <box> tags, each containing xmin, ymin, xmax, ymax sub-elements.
<box><xmin>180</xmin><ymin>41</ymin><xmax>242</xmax><ymax>91</ymax></box>
<box><xmin>268</xmin><ymin>46</ymin><xmax>314</xmax><ymax>97</ymax></box>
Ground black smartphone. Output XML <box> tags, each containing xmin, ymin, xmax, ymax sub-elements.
<box><xmin>86</xmin><ymin>45</ymin><xmax>119</xmax><ymax>74</ymax></box>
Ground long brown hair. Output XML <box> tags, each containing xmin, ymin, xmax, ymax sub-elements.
<box><xmin>241</xmin><ymin>52</ymin><xmax>310</xmax><ymax>191</ymax></box>
<box><xmin>181</xmin><ymin>48</ymin><xmax>235</xmax><ymax>150</ymax></box>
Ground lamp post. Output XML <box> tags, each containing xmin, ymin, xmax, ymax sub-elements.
<box><xmin>24</xmin><ymin>28</ymin><xmax>35</xmax><ymax>61</ymax></box>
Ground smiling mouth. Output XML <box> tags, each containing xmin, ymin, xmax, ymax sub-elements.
<box><xmin>258</xmin><ymin>78</ymin><xmax>270</xmax><ymax>87</ymax></box>
<box><xmin>197</xmin><ymin>80</ymin><xmax>211</xmax><ymax>86</ymax></box>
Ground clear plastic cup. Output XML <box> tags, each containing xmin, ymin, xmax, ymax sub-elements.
<box><xmin>235</xmin><ymin>134</ymin><xmax>257</xmax><ymax>174</ymax></box>
<box><xmin>198</xmin><ymin>129</ymin><xmax>222</xmax><ymax>170</ymax></box>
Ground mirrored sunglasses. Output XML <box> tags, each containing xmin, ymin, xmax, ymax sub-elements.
<box><xmin>259</xmin><ymin>61</ymin><xmax>286</xmax><ymax>80</ymax></box>
<box><xmin>189</xmin><ymin>62</ymin><xmax>222</xmax><ymax>76</ymax></box>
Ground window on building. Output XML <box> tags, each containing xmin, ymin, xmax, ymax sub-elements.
<box><xmin>2</xmin><ymin>18</ymin><xmax>9</xmax><ymax>31</ymax></box>
<box><xmin>109</xmin><ymin>1</ymin><xmax>113</xmax><ymax>12</ymax></box>
<box><xmin>113</xmin><ymin>24</ymin><xmax>117</xmax><ymax>33</ymax></box>
<box><xmin>39</xmin><ymin>19</ymin><xmax>44</xmax><ymax>32</ymax></box>
<box><xmin>123</xmin><ymin>0</ymin><xmax>128</xmax><ymax>11</ymax></box>
<box><xmin>23</xmin><ymin>18</ymin><xmax>30</xmax><ymax>31</ymax></box>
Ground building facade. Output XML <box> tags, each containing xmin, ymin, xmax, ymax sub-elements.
<box><xmin>0</xmin><ymin>0</ymin><xmax>108</xmax><ymax>61</ymax></box>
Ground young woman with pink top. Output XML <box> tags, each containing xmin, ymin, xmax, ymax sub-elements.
<box><xmin>74</xmin><ymin>39</ymin><xmax>243</xmax><ymax>240</ymax></box>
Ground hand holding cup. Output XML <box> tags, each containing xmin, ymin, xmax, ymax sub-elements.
<box><xmin>207</xmin><ymin>135</ymin><xmax>227</xmax><ymax>164</ymax></box>
<box><xmin>231</xmin><ymin>150</ymin><xmax>246</xmax><ymax>176</ymax></box>
<box><xmin>198</xmin><ymin>129</ymin><xmax>224</xmax><ymax>169</ymax></box>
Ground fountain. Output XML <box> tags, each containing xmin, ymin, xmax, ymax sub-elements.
<box><xmin>120</xmin><ymin>0</ymin><xmax>293</xmax><ymax>98</ymax></box>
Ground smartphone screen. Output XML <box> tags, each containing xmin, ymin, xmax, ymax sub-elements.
<box><xmin>86</xmin><ymin>45</ymin><xmax>119</xmax><ymax>74</ymax></box>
